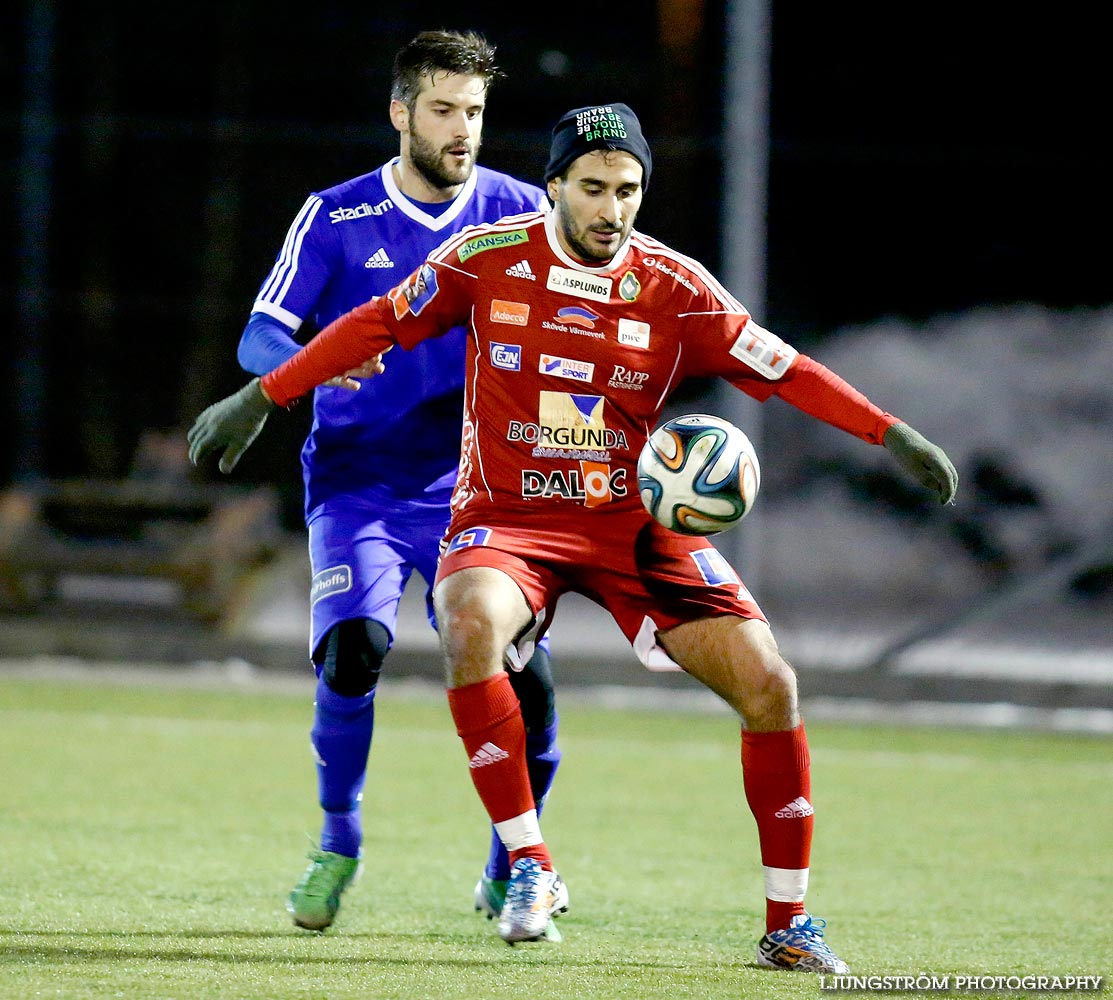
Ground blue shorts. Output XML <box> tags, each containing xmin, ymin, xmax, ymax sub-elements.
<box><xmin>306</xmin><ymin>493</ymin><xmax>450</xmax><ymax>661</ymax></box>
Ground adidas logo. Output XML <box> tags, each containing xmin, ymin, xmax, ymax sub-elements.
<box><xmin>505</xmin><ymin>259</ymin><xmax>536</xmax><ymax>280</ymax></box>
<box><xmin>364</xmin><ymin>248</ymin><xmax>394</xmax><ymax>269</ymax></box>
<box><xmin>774</xmin><ymin>796</ymin><xmax>814</xmax><ymax>818</ymax></box>
<box><xmin>468</xmin><ymin>742</ymin><xmax>509</xmax><ymax>768</ymax></box>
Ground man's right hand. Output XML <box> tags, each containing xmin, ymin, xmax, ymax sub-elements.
<box><xmin>322</xmin><ymin>350</ymin><xmax>390</xmax><ymax>391</ymax></box>
<box><xmin>187</xmin><ymin>377</ymin><xmax>275</xmax><ymax>474</ymax></box>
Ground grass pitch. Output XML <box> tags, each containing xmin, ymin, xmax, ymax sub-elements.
<box><xmin>1</xmin><ymin>667</ymin><xmax>1110</xmax><ymax>999</ymax></box>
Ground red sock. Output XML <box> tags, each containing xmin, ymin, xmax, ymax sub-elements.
<box><xmin>741</xmin><ymin>723</ymin><xmax>813</xmax><ymax>932</ymax></box>
<box><xmin>447</xmin><ymin>673</ymin><xmax>552</xmax><ymax>870</ymax></box>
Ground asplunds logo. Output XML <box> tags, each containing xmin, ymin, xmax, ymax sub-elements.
<box><xmin>547</xmin><ymin>266</ymin><xmax>612</xmax><ymax>302</ymax></box>
<box><xmin>522</xmin><ymin>462</ymin><xmax>627</xmax><ymax>509</ymax></box>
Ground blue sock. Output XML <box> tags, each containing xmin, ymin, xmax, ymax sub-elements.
<box><xmin>310</xmin><ymin>677</ymin><xmax>375</xmax><ymax>858</ymax></box>
<box><xmin>485</xmin><ymin>714</ymin><xmax>562</xmax><ymax>880</ymax></box>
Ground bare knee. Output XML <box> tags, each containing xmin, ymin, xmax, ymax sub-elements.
<box><xmin>435</xmin><ymin>585</ymin><xmax>492</xmax><ymax>655</ymax></box>
<box><xmin>660</xmin><ymin>616</ymin><xmax>799</xmax><ymax>731</ymax></box>
<box><xmin>433</xmin><ymin>567</ymin><xmax>531</xmax><ymax>688</ymax></box>
<box><xmin>741</xmin><ymin>655</ymin><xmax>799</xmax><ymax>731</ymax></box>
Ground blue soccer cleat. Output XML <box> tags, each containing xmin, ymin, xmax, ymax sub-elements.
<box><xmin>475</xmin><ymin>872</ymin><xmax>563</xmax><ymax>941</ymax></box>
<box><xmin>495</xmin><ymin>858</ymin><xmax>569</xmax><ymax>944</ymax></box>
<box><xmin>756</xmin><ymin>913</ymin><xmax>849</xmax><ymax>973</ymax></box>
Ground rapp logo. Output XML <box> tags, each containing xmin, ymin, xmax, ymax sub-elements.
<box><xmin>608</xmin><ymin>364</ymin><xmax>649</xmax><ymax>390</ymax></box>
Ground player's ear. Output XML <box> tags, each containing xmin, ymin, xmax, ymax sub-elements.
<box><xmin>546</xmin><ymin>177</ymin><xmax>561</xmax><ymax>202</ymax></box>
<box><xmin>389</xmin><ymin>99</ymin><xmax>409</xmax><ymax>134</ymax></box>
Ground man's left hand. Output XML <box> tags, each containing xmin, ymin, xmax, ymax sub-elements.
<box><xmin>187</xmin><ymin>377</ymin><xmax>275</xmax><ymax>474</ymax></box>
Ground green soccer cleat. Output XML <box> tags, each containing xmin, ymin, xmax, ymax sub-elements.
<box><xmin>473</xmin><ymin>875</ymin><xmax>508</xmax><ymax>920</ymax></box>
<box><xmin>287</xmin><ymin>849</ymin><xmax>361</xmax><ymax>931</ymax></box>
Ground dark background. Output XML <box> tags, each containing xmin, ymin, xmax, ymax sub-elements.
<box><xmin>3</xmin><ymin>2</ymin><xmax>1107</xmax><ymax>510</ymax></box>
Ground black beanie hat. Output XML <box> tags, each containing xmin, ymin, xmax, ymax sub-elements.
<box><xmin>543</xmin><ymin>103</ymin><xmax>652</xmax><ymax>190</ymax></box>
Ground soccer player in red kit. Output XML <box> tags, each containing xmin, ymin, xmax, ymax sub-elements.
<box><xmin>190</xmin><ymin>102</ymin><xmax>957</xmax><ymax>971</ymax></box>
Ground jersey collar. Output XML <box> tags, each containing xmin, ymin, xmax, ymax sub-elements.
<box><xmin>381</xmin><ymin>156</ymin><xmax>479</xmax><ymax>231</ymax></box>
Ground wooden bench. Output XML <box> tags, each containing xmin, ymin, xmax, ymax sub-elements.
<box><xmin>0</xmin><ymin>479</ymin><xmax>282</xmax><ymax>624</ymax></box>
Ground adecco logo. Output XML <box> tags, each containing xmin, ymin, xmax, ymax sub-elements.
<box><xmin>490</xmin><ymin>299</ymin><xmax>529</xmax><ymax>326</ymax></box>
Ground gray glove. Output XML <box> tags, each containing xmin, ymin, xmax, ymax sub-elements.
<box><xmin>883</xmin><ymin>422</ymin><xmax>958</xmax><ymax>505</ymax></box>
<box><xmin>187</xmin><ymin>377</ymin><xmax>275</xmax><ymax>474</ymax></box>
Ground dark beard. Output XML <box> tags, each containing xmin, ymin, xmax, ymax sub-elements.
<box><xmin>409</xmin><ymin>132</ymin><xmax>476</xmax><ymax>191</ymax></box>
<box><xmin>557</xmin><ymin>200</ymin><xmax>618</xmax><ymax>264</ymax></box>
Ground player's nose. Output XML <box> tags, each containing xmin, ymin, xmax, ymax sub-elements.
<box><xmin>601</xmin><ymin>195</ymin><xmax>625</xmax><ymax>226</ymax></box>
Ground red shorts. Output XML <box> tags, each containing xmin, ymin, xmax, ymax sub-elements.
<box><xmin>436</xmin><ymin>512</ymin><xmax>765</xmax><ymax>671</ymax></box>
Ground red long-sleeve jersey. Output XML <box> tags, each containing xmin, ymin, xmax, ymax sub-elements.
<box><xmin>262</xmin><ymin>210</ymin><xmax>898</xmax><ymax>524</ymax></box>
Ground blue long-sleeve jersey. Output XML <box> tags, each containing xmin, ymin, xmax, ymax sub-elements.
<box><xmin>239</xmin><ymin>158</ymin><xmax>547</xmax><ymax>514</ymax></box>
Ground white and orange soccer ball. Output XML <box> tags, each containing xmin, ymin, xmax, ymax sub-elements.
<box><xmin>637</xmin><ymin>413</ymin><xmax>761</xmax><ymax>536</ymax></box>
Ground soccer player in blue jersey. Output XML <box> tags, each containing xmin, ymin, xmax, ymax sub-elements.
<box><xmin>236</xmin><ymin>30</ymin><xmax>562</xmax><ymax>933</ymax></box>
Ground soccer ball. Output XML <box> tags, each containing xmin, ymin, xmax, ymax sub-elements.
<box><xmin>637</xmin><ymin>413</ymin><xmax>761</xmax><ymax>535</ymax></box>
